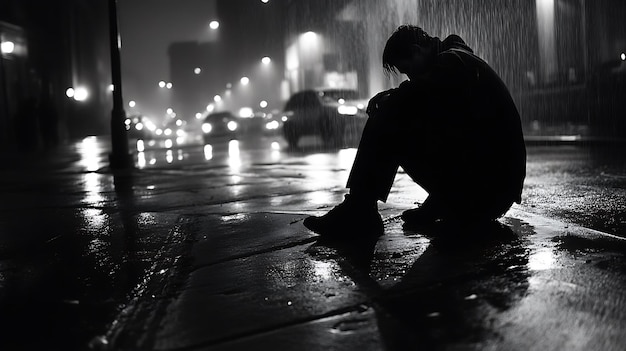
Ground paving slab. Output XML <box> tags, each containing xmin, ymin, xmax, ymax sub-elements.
<box><xmin>154</xmin><ymin>244</ymin><xmax>370</xmax><ymax>350</ymax></box>
<box><xmin>104</xmin><ymin>206</ymin><xmax>626</xmax><ymax>351</ymax></box>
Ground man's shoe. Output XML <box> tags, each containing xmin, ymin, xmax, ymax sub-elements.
<box><xmin>401</xmin><ymin>196</ymin><xmax>444</xmax><ymax>229</ymax></box>
<box><xmin>303</xmin><ymin>195</ymin><xmax>383</xmax><ymax>238</ymax></box>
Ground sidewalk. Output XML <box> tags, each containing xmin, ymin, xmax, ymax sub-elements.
<box><xmin>0</xmin><ymin>137</ymin><xmax>625</xmax><ymax>350</ymax></box>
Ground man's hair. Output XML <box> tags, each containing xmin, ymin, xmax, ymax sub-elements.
<box><xmin>382</xmin><ymin>25</ymin><xmax>437</xmax><ymax>75</ymax></box>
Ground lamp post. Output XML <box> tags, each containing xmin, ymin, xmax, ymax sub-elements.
<box><xmin>108</xmin><ymin>0</ymin><xmax>132</xmax><ymax>169</ymax></box>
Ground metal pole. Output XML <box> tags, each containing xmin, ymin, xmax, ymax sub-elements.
<box><xmin>108</xmin><ymin>0</ymin><xmax>132</xmax><ymax>169</ymax></box>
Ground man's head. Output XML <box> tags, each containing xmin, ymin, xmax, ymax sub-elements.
<box><xmin>382</xmin><ymin>25</ymin><xmax>439</xmax><ymax>79</ymax></box>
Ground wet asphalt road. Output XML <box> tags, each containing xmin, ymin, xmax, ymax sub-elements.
<box><xmin>135</xmin><ymin>133</ymin><xmax>626</xmax><ymax>238</ymax></box>
<box><xmin>0</xmin><ymin>132</ymin><xmax>625</xmax><ymax>350</ymax></box>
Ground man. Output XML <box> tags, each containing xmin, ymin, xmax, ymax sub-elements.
<box><xmin>303</xmin><ymin>25</ymin><xmax>526</xmax><ymax>238</ymax></box>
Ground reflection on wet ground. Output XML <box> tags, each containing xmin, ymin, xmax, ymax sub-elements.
<box><xmin>553</xmin><ymin>235</ymin><xmax>626</xmax><ymax>273</ymax></box>
<box><xmin>0</xmin><ymin>143</ymin><xmax>181</xmax><ymax>349</ymax></box>
<box><xmin>307</xmin><ymin>219</ymin><xmax>532</xmax><ymax>349</ymax></box>
<box><xmin>2</xmin><ymin>135</ymin><xmax>626</xmax><ymax>349</ymax></box>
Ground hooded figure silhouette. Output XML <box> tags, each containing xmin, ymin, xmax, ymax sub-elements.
<box><xmin>304</xmin><ymin>25</ymin><xmax>526</xmax><ymax>239</ymax></box>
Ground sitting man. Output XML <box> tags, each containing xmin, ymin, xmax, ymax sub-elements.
<box><xmin>304</xmin><ymin>25</ymin><xmax>526</xmax><ymax>237</ymax></box>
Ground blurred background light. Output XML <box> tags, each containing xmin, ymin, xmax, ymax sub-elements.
<box><xmin>73</xmin><ymin>87</ymin><xmax>89</xmax><ymax>101</ymax></box>
<box><xmin>0</xmin><ymin>41</ymin><xmax>15</xmax><ymax>54</ymax></box>
<box><xmin>66</xmin><ymin>88</ymin><xmax>75</xmax><ymax>98</ymax></box>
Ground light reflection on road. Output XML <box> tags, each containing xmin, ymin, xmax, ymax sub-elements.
<box><xmin>528</xmin><ymin>247</ymin><xmax>558</xmax><ymax>271</ymax></box>
<box><xmin>203</xmin><ymin>144</ymin><xmax>213</xmax><ymax>161</ymax></box>
<box><xmin>228</xmin><ymin>140</ymin><xmax>242</xmax><ymax>171</ymax></box>
<box><xmin>78</xmin><ymin>136</ymin><xmax>105</xmax><ymax>172</ymax></box>
<box><xmin>82</xmin><ymin>173</ymin><xmax>105</xmax><ymax>206</ymax></box>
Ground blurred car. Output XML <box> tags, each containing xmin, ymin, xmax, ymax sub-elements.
<box><xmin>237</xmin><ymin>112</ymin><xmax>268</xmax><ymax>135</ymax></box>
<box><xmin>262</xmin><ymin>111</ymin><xmax>284</xmax><ymax>135</ymax></box>
<box><xmin>201</xmin><ymin>111</ymin><xmax>240</xmax><ymax>143</ymax></box>
<box><xmin>125</xmin><ymin>114</ymin><xmax>154</xmax><ymax>140</ymax></box>
<box><xmin>157</xmin><ymin>118</ymin><xmax>189</xmax><ymax>141</ymax></box>
<box><xmin>281</xmin><ymin>88</ymin><xmax>368</xmax><ymax>147</ymax></box>
<box><xmin>236</xmin><ymin>111</ymin><xmax>284</xmax><ymax>136</ymax></box>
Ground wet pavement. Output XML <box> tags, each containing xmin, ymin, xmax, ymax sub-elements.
<box><xmin>0</xmin><ymin>134</ymin><xmax>625</xmax><ymax>350</ymax></box>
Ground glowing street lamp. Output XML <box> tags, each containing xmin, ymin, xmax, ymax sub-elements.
<box><xmin>128</xmin><ymin>100</ymin><xmax>136</xmax><ymax>108</ymax></box>
<box><xmin>209</xmin><ymin>20</ymin><xmax>220</xmax><ymax>30</ymax></box>
<box><xmin>158</xmin><ymin>80</ymin><xmax>166</xmax><ymax>88</ymax></box>
<box><xmin>240</xmin><ymin>76</ymin><xmax>250</xmax><ymax>86</ymax></box>
<box><xmin>1</xmin><ymin>41</ymin><xmax>15</xmax><ymax>54</ymax></box>
<box><xmin>261</xmin><ymin>56</ymin><xmax>271</xmax><ymax>65</ymax></box>
<box><xmin>73</xmin><ymin>87</ymin><xmax>89</xmax><ymax>101</ymax></box>
<box><xmin>166</xmin><ymin>82</ymin><xmax>173</xmax><ymax>89</ymax></box>
<box><xmin>65</xmin><ymin>87</ymin><xmax>75</xmax><ymax>98</ymax></box>
<box><xmin>194</xmin><ymin>67</ymin><xmax>202</xmax><ymax>74</ymax></box>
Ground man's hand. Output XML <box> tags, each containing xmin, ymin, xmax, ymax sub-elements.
<box><xmin>366</xmin><ymin>89</ymin><xmax>395</xmax><ymax>116</ymax></box>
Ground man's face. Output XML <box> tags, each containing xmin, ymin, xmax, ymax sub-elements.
<box><xmin>392</xmin><ymin>45</ymin><xmax>431</xmax><ymax>80</ymax></box>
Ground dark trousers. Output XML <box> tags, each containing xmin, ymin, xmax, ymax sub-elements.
<box><xmin>346</xmin><ymin>112</ymin><xmax>513</xmax><ymax>220</ymax></box>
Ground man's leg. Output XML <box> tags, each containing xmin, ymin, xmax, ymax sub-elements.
<box><xmin>346</xmin><ymin>112</ymin><xmax>402</xmax><ymax>202</ymax></box>
<box><xmin>400</xmin><ymin>158</ymin><xmax>515</xmax><ymax>226</ymax></box>
<box><xmin>303</xmin><ymin>113</ymin><xmax>402</xmax><ymax>237</ymax></box>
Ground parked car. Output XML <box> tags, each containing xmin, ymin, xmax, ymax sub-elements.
<box><xmin>201</xmin><ymin>111</ymin><xmax>240</xmax><ymax>143</ymax></box>
<box><xmin>237</xmin><ymin>112</ymin><xmax>268</xmax><ymax>135</ymax></box>
<box><xmin>281</xmin><ymin>89</ymin><xmax>368</xmax><ymax>147</ymax></box>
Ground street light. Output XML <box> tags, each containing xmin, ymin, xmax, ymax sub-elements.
<box><xmin>108</xmin><ymin>0</ymin><xmax>132</xmax><ymax>169</ymax></box>
<box><xmin>240</xmin><ymin>76</ymin><xmax>250</xmax><ymax>86</ymax></box>
<box><xmin>0</xmin><ymin>41</ymin><xmax>15</xmax><ymax>54</ymax></box>
<box><xmin>261</xmin><ymin>56</ymin><xmax>271</xmax><ymax>65</ymax></box>
<box><xmin>66</xmin><ymin>88</ymin><xmax>75</xmax><ymax>98</ymax></box>
<box><xmin>73</xmin><ymin>87</ymin><xmax>89</xmax><ymax>101</ymax></box>
<box><xmin>209</xmin><ymin>20</ymin><xmax>220</xmax><ymax>30</ymax></box>
<box><xmin>158</xmin><ymin>80</ymin><xmax>166</xmax><ymax>88</ymax></box>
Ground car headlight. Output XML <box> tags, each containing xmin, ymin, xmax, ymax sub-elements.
<box><xmin>338</xmin><ymin>105</ymin><xmax>358</xmax><ymax>115</ymax></box>
<box><xmin>202</xmin><ymin>123</ymin><xmax>212</xmax><ymax>134</ymax></box>
<box><xmin>265</xmin><ymin>120</ymin><xmax>279</xmax><ymax>130</ymax></box>
<box><xmin>227</xmin><ymin>121</ymin><xmax>238</xmax><ymax>131</ymax></box>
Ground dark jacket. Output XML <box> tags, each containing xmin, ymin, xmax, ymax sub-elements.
<box><xmin>382</xmin><ymin>35</ymin><xmax>526</xmax><ymax>204</ymax></box>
